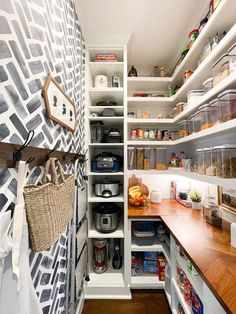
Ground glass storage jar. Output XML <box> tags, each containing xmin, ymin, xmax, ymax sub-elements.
<box><xmin>143</xmin><ymin>147</ymin><xmax>151</xmax><ymax>170</ymax></box>
<box><xmin>218</xmin><ymin>89</ymin><xmax>236</xmax><ymax>122</ymax></box>
<box><xmin>215</xmin><ymin>145</ymin><xmax>236</xmax><ymax>178</ymax></box>
<box><xmin>203</xmin><ymin>196</ymin><xmax>222</xmax><ymax>227</ymax></box>
<box><xmin>154</xmin><ymin>148</ymin><xmax>167</xmax><ymax>170</ymax></box>
<box><xmin>128</xmin><ymin>147</ymin><xmax>136</xmax><ymax>170</ymax></box>
<box><xmin>136</xmin><ymin>147</ymin><xmax>144</xmax><ymax>170</ymax></box>
<box><xmin>205</xmin><ymin>147</ymin><xmax>216</xmax><ymax>176</ymax></box>
<box><xmin>212</xmin><ymin>53</ymin><xmax>230</xmax><ymax>87</ymax></box>
<box><xmin>198</xmin><ymin>104</ymin><xmax>212</xmax><ymax>131</ymax></box>
<box><xmin>178</xmin><ymin>120</ymin><xmax>190</xmax><ymax>138</ymax></box>
<box><xmin>197</xmin><ymin>148</ymin><xmax>209</xmax><ymax>175</ymax></box>
<box><xmin>208</xmin><ymin>99</ymin><xmax>220</xmax><ymax>126</ymax></box>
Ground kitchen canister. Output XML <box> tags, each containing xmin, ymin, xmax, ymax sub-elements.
<box><xmin>150</xmin><ymin>189</ymin><xmax>162</xmax><ymax>203</ymax></box>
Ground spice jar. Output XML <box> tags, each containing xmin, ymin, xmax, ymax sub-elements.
<box><xmin>178</xmin><ymin>120</ymin><xmax>189</xmax><ymax>138</ymax></box>
<box><xmin>149</xmin><ymin>129</ymin><xmax>156</xmax><ymax>140</ymax></box>
<box><xmin>137</xmin><ymin>128</ymin><xmax>144</xmax><ymax>140</ymax></box>
<box><xmin>142</xmin><ymin>111</ymin><xmax>150</xmax><ymax>119</ymax></box>
<box><xmin>136</xmin><ymin>148</ymin><xmax>144</xmax><ymax>170</ymax></box>
<box><xmin>197</xmin><ymin>148</ymin><xmax>209</xmax><ymax>175</ymax></box>
<box><xmin>205</xmin><ymin>147</ymin><xmax>216</xmax><ymax>176</ymax></box>
<box><xmin>183</xmin><ymin>70</ymin><xmax>193</xmax><ymax>83</ymax></box>
<box><xmin>199</xmin><ymin>17</ymin><xmax>208</xmax><ymax>33</ymax></box>
<box><xmin>159</xmin><ymin>67</ymin><xmax>166</xmax><ymax>77</ymax></box>
<box><xmin>218</xmin><ymin>89</ymin><xmax>236</xmax><ymax>123</ymax></box>
<box><xmin>154</xmin><ymin>148</ymin><xmax>167</xmax><ymax>170</ymax></box>
<box><xmin>215</xmin><ymin>145</ymin><xmax>236</xmax><ymax>178</ymax></box>
<box><xmin>208</xmin><ymin>99</ymin><xmax>220</xmax><ymax>126</ymax></box>
<box><xmin>128</xmin><ymin>147</ymin><xmax>136</xmax><ymax>170</ymax></box>
<box><xmin>131</xmin><ymin>128</ymin><xmax>137</xmax><ymax>140</ymax></box>
<box><xmin>143</xmin><ymin>147</ymin><xmax>151</xmax><ymax>170</ymax></box>
<box><xmin>198</xmin><ymin>104</ymin><xmax>212</xmax><ymax>131</ymax></box>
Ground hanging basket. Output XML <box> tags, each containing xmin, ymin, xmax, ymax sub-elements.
<box><xmin>24</xmin><ymin>158</ymin><xmax>74</xmax><ymax>251</ymax></box>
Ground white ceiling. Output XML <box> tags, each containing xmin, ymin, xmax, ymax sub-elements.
<box><xmin>75</xmin><ymin>0</ymin><xmax>208</xmax><ymax>73</ymax></box>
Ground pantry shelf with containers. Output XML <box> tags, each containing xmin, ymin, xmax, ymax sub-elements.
<box><xmin>82</xmin><ymin>1</ymin><xmax>236</xmax><ymax>313</ymax></box>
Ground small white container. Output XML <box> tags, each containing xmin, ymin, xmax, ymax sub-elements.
<box><xmin>203</xmin><ymin>77</ymin><xmax>214</xmax><ymax>93</ymax></box>
<box><xmin>228</xmin><ymin>43</ymin><xmax>236</xmax><ymax>73</ymax></box>
<box><xmin>187</xmin><ymin>90</ymin><xmax>204</xmax><ymax>106</ymax></box>
<box><xmin>150</xmin><ymin>189</ymin><xmax>162</xmax><ymax>204</ymax></box>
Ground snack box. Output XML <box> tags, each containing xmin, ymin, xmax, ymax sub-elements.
<box><xmin>158</xmin><ymin>256</ymin><xmax>167</xmax><ymax>281</ymax></box>
<box><xmin>143</xmin><ymin>260</ymin><xmax>158</xmax><ymax>273</ymax></box>
<box><xmin>144</xmin><ymin>252</ymin><xmax>158</xmax><ymax>260</ymax></box>
<box><xmin>192</xmin><ymin>288</ymin><xmax>204</xmax><ymax>314</ymax></box>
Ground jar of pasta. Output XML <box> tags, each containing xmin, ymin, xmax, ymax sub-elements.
<box><xmin>136</xmin><ymin>147</ymin><xmax>144</xmax><ymax>170</ymax></box>
<box><xmin>154</xmin><ymin>148</ymin><xmax>167</xmax><ymax>170</ymax></box>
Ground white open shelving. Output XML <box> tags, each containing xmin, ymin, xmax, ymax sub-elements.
<box><xmin>88</xmin><ymin>193</ymin><xmax>124</xmax><ymax>203</ymax></box>
<box><xmin>172</xmin><ymin>279</ymin><xmax>192</xmax><ymax>314</ymax></box>
<box><xmin>88</xmin><ymin>222</ymin><xmax>124</xmax><ymax>239</ymax></box>
<box><xmin>131</xmin><ymin>274</ymin><xmax>165</xmax><ymax>289</ymax></box>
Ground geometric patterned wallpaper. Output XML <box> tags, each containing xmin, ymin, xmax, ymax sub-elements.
<box><xmin>0</xmin><ymin>0</ymin><xmax>86</xmax><ymax>313</ymax></box>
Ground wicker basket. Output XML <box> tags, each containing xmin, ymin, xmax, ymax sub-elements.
<box><xmin>24</xmin><ymin>158</ymin><xmax>74</xmax><ymax>251</ymax></box>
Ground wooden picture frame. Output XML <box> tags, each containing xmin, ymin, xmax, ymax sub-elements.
<box><xmin>218</xmin><ymin>186</ymin><xmax>236</xmax><ymax>213</ymax></box>
<box><xmin>42</xmin><ymin>74</ymin><xmax>76</xmax><ymax>132</ymax></box>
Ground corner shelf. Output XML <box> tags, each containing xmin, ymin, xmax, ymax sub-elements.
<box><xmin>131</xmin><ymin>274</ymin><xmax>164</xmax><ymax>289</ymax></box>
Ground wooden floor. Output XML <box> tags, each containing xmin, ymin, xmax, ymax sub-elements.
<box><xmin>82</xmin><ymin>290</ymin><xmax>171</xmax><ymax>314</ymax></box>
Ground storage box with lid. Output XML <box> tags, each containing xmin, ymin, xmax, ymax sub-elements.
<box><xmin>187</xmin><ymin>90</ymin><xmax>204</xmax><ymax>106</ymax></box>
<box><xmin>154</xmin><ymin>148</ymin><xmax>167</xmax><ymax>170</ymax></box>
<box><xmin>215</xmin><ymin>145</ymin><xmax>236</xmax><ymax>178</ymax></box>
<box><xmin>198</xmin><ymin>104</ymin><xmax>212</xmax><ymax>131</ymax></box>
<box><xmin>218</xmin><ymin>89</ymin><xmax>236</xmax><ymax>122</ymax></box>
<box><xmin>197</xmin><ymin>148</ymin><xmax>209</xmax><ymax>175</ymax></box>
<box><xmin>192</xmin><ymin>110</ymin><xmax>201</xmax><ymax>133</ymax></box>
<box><xmin>128</xmin><ymin>147</ymin><xmax>136</xmax><ymax>170</ymax></box>
<box><xmin>136</xmin><ymin>147</ymin><xmax>144</xmax><ymax>170</ymax></box>
<box><xmin>208</xmin><ymin>99</ymin><xmax>220</xmax><ymax>126</ymax></box>
<box><xmin>178</xmin><ymin>120</ymin><xmax>190</xmax><ymax>137</ymax></box>
<box><xmin>203</xmin><ymin>77</ymin><xmax>214</xmax><ymax>93</ymax></box>
<box><xmin>205</xmin><ymin>147</ymin><xmax>216</xmax><ymax>176</ymax></box>
<box><xmin>132</xmin><ymin>222</ymin><xmax>155</xmax><ymax>245</ymax></box>
<box><xmin>176</xmin><ymin>102</ymin><xmax>185</xmax><ymax>115</ymax></box>
<box><xmin>143</xmin><ymin>147</ymin><xmax>151</xmax><ymax>170</ymax></box>
<box><xmin>212</xmin><ymin>53</ymin><xmax>230</xmax><ymax>87</ymax></box>
<box><xmin>228</xmin><ymin>42</ymin><xmax>236</xmax><ymax>73</ymax></box>
<box><xmin>188</xmin><ymin>114</ymin><xmax>195</xmax><ymax>134</ymax></box>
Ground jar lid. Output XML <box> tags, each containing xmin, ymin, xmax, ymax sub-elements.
<box><xmin>214</xmin><ymin>144</ymin><xmax>236</xmax><ymax>150</ymax></box>
<box><xmin>187</xmin><ymin>90</ymin><xmax>204</xmax><ymax>96</ymax></box>
<box><xmin>203</xmin><ymin>77</ymin><xmax>214</xmax><ymax>85</ymax></box>
<box><xmin>218</xmin><ymin>89</ymin><xmax>236</xmax><ymax>99</ymax></box>
<box><xmin>212</xmin><ymin>53</ymin><xmax>229</xmax><ymax>69</ymax></box>
<box><xmin>200</xmin><ymin>17</ymin><xmax>208</xmax><ymax>25</ymax></box>
<box><xmin>199</xmin><ymin>104</ymin><xmax>209</xmax><ymax>110</ymax></box>
<box><xmin>154</xmin><ymin>147</ymin><xmax>167</xmax><ymax>150</ymax></box>
<box><xmin>209</xmin><ymin>99</ymin><xmax>219</xmax><ymax>106</ymax></box>
<box><xmin>196</xmin><ymin>147</ymin><xmax>210</xmax><ymax>152</ymax></box>
<box><xmin>128</xmin><ymin>147</ymin><xmax>135</xmax><ymax>150</ymax></box>
<box><xmin>188</xmin><ymin>29</ymin><xmax>199</xmax><ymax>37</ymax></box>
<box><xmin>178</xmin><ymin>120</ymin><xmax>189</xmax><ymax>125</ymax></box>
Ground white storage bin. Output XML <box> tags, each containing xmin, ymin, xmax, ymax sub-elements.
<box><xmin>203</xmin><ymin>77</ymin><xmax>214</xmax><ymax>93</ymax></box>
<box><xmin>187</xmin><ymin>90</ymin><xmax>204</xmax><ymax>106</ymax></box>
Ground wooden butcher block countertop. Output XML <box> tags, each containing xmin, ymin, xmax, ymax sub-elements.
<box><xmin>128</xmin><ymin>199</ymin><xmax>236</xmax><ymax>314</ymax></box>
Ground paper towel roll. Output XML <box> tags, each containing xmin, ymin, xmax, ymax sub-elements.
<box><xmin>231</xmin><ymin>223</ymin><xmax>236</xmax><ymax>248</ymax></box>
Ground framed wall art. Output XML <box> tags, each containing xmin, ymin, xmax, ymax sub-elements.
<box><xmin>218</xmin><ymin>186</ymin><xmax>236</xmax><ymax>213</ymax></box>
<box><xmin>42</xmin><ymin>74</ymin><xmax>76</xmax><ymax>132</ymax></box>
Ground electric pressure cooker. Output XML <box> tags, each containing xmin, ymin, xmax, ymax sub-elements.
<box><xmin>93</xmin><ymin>203</ymin><xmax>121</xmax><ymax>233</ymax></box>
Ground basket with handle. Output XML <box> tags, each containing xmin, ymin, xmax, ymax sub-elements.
<box><xmin>24</xmin><ymin>157</ymin><xmax>74</xmax><ymax>251</ymax></box>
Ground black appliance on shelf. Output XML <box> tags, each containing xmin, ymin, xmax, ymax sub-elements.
<box><xmin>92</xmin><ymin>152</ymin><xmax>122</xmax><ymax>172</ymax></box>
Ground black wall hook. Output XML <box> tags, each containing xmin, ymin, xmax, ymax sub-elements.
<box><xmin>47</xmin><ymin>139</ymin><xmax>61</xmax><ymax>160</ymax></box>
<box><xmin>13</xmin><ymin>130</ymin><xmax>35</xmax><ymax>163</ymax></box>
<box><xmin>63</xmin><ymin>144</ymin><xmax>73</xmax><ymax>161</ymax></box>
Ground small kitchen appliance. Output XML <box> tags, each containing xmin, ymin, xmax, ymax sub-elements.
<box><xmin>94</xmin><ymin>180</ymin><xmax>120</xmax><ymax>198</ymax></box>
<box><xmin>107</xmin><ymin>128</ymin><xmax>122</xmax><ymax>143</ymax></box>
<box><xmin>93</xmin><ymin>203</ymin><xmax>121</xmax><ymax>233</ymax></box>
<box><xmin>95</xmin><ymin>75</ymin><xmax>108</xmax><ymax>88</ymax></box>
<box><xmin>92</xmin><ymin>152</ymin><xmax>122</xmax><ymax>172</ymax></box>
<box><xmin>90</xmin><ymin>121</ymin><xmax>104</xmax><ymax>143</ymax></box>
<box><xmin>92</xmin><ymin>238</ymin><xmax>108</xmax><ymax>273</ymax></box>
<box><xmin>112</xmin><ymin>239</ymin><xmax>122</xmax><ymax>269</ymax></box>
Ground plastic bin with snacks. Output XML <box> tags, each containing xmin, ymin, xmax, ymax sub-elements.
<box><xmin>178</xmin><ymin>120</ymin><xmax>190</xmax><ymax>137</ymax></box>
<box><xmin>218</xmin><ymin>89</ymin><xmax>236</xmax><ymax>123</ymax></box>
<box><xmin>215</xmin><ymin>145</ymin><xmax>236</xmax><ymax>178</ymax></box>
<box><xmin>132</xmin><ymin>222</ymin><xmax>155</xmax><ymax>246</ymax></box>
<box><xmin>212</xmin><ymin>53</ymin><xmax>230</xmax><ymax>87</ymax></box>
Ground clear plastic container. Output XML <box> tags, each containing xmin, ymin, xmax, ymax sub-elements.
<box><xmin>143</xmin><ymin>147</ymin><xmax>151</xmax><ymax>170</ymax></box>
<box><xmin>154</xmin><ymin>148</ymin><xmax>167</xmax><ymax>170</ymax></box>
<box><xmin>133</xmin><ymin>222</ymin><xmax>155</xmax><ymax>245</ymax></box>
<box><xmin>188</xmin><ymin>114</ymin><xmax>195</xmax><ymax>134</ymax></box>
<box><xmin>197</xmin><ymin>148</ymin><xmax>209</xmax><ymax>175</ymax></box>
<box><xmin>192</xmin><ymin>110</ymin><xmax>201</xmax><ymax>133</ymax></box>
<box><xmin>228</xmin><ymin>43</ymin><xmax>236</xmax><ymax>73</ymax></box>
<box><xmin>203</xmin><ymin>77</ymin><xmax>214</xmax><ymax>93</ymax></box>
<box><xmin>176</xmin><ymin>102</ymin><xmax>185</xmax><ymax>115</ymax></box>
<box><xmin>215</xmin><ymin>145</ymin><xmax>236</xmax><ymax>178</ymax></box>
<box><xmin>205</xmin><ymin>147</ymin><xmax>216</xmax><ymax>176</ymax></box>
<box><xmin>178</xmin><ymin>120</ymin><xmax>189</xmax><ymax>137</ymax></box>
<box><xmin>212</xmin><ymin>53</ymin><xmax>230</xmax><ymax>87</ymax></box>
<box><xmin>218</xmin><ymin>89</ymin><xmax>236</xmax><ymax>122</ymax></box>
<box><xmin>208</xmin><ymin>99</ymin><xmax>220</xmax><ymax>126</ymax></box>
<box><xmin>128</xmin><ymin>147</ymin><xmax>136</xmax><ymax>170</ymax></box>
<box><xmin>136</xmin><ymin>147</ymin><xmax>144</xmax><ymax>170</ymax></box>
<box><xmin>187</xmin><ymin>90</ymin><xmax>204</xmax><ymax>106</ymax></box>
<box><xmin>198</xmin><ymin>104</ymin><xmax>212</xmax><ymax>131</ymax></box>
<box><xmin>171</xmin><ymin>107</ymin><xmax>177</xmax><ymax>118</ymax></box>
<box><xmin>203</xmin><ymin>196</ymin><xmax>222</xmax><ymax>227</ymax></box>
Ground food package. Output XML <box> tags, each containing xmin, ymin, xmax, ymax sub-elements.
<box><xmin>192</xmin><ymin>288</ymin><xmax>204</xmax><ymax>314</ymax></box>
<box><xmin>158</xmin><ymin>256</ymin><xmax>167</xmax><ymax>281</ymax></box>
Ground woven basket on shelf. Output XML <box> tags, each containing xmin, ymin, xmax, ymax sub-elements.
<box><xmin>24</xmin><ymin>157</ymin><xmax>74</xmax><ymax>251</ymax></box>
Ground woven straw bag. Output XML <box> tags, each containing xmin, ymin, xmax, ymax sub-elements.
<box><xmin>24</xmin><ymin>158</ymin><xmax>74</xmax><ymax>251</ymax></box>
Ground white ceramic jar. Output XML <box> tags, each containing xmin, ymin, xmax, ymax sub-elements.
<box><xmin>150</xmin><ymin>189</ymin><xmax>162</xmax><ymax>203</ymax></box>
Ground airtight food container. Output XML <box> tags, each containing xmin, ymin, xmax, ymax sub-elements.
<box><xmin>228</xmin><ymin>43</ymin><xmax>236</xmax><ymax>73</ymax></box>
<box><xmin>203</xmin><ymin>77</ymin><xmax>214</xmax><ymax>93</ymax></box>
<box><xmin>187</xmin><ymin>90</ymin><xmax>204</xmax><ymax>106</ymax></box>
<box><xmin>218</xmin><ymin>89</ymin><xmax>236</xmax><ymax>123</ymax></box>
<box><xmin>133</xmin><ymin>222</ymin><xmax>155</xmax><ymax>245</ymax></box>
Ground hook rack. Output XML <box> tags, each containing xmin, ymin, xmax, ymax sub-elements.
<box><xmin>46</xmin><ymin>139</ymin><xmax>61</xmax><ymax>160</ymax></box>
<box><xmin>13</xmin><ymin>130</ymin><xmax>35</xmax><ymax>164</ymax></box>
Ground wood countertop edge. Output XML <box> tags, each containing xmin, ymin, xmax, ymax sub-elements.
<box><xmin>128</xmin><ymin>199</ymin><xmax>236</xmax><ymax>314</ymax></box>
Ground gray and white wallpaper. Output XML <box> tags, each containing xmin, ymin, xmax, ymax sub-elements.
<box><xmin>0</xmin><ymin>0</ymin><xmax>86</xmax><ymax>313</ymax></box>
